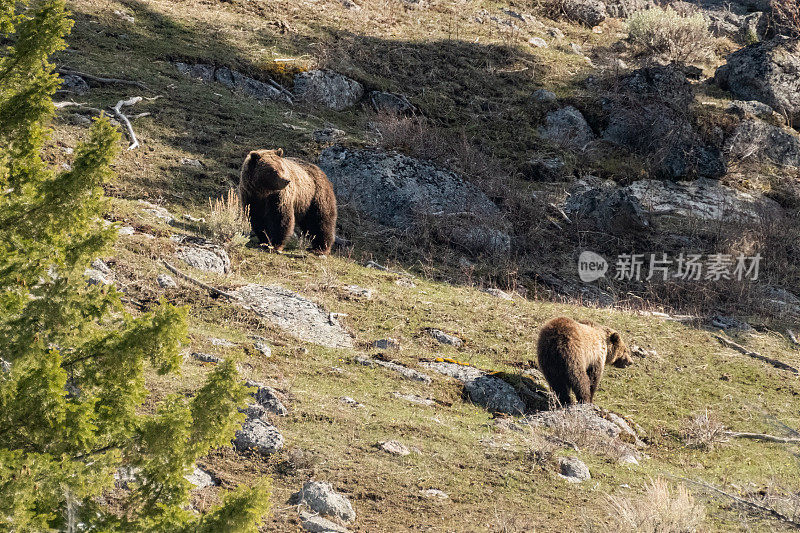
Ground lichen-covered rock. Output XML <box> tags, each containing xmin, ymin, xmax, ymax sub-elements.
<box><xmin>291</xmin><ymin>481</ymin><xmax>356</xmax><ymax>523</ymax></box>
<box><xmin>354</xmin><ymin>356</ymin><xmax>432</xmax><ymax>383</ymax></box>
<box><xmin>427</xmin><ymin>329</ymin><xmax>463</xmax><ymax>347</ymax></box>
<box><xmin>185</xmin><ymin>465</ymin><xmax>216</xmax><ymax>488</ymax></box>
<box><xmin>422</xmin><ymin>361</ymin><xmax>525</xmax><ymax>415</ymax></box>
<box><xmin>369</xmin><ymin>91</ymin><xmax>416</xmax><ymax>114</ymax></box>
<box><xmin>558</xmin><ymin>456</ymin><xmax>590</xmax><ymax>482</ymax></box>
<box><xmin>299</xmin><ymin>511</ymin><xmax>352</xmax><ymax>533</ymax></box>
<box><xmin>59</xmin><ymin>74</ymin><xmax>90</xmax><ymax>94</ymax></box>
<box><xmin>294</xmin><ymin>70</ymin><xmax>364</xmax><ymax>111</ymax></box>
<box><xmin>565</xmin><ymin>187</ymin><xmax>651</xmax><ymax>235</ymax></box>
<box><xmin>715</xmin><ymin>37</ymin><xmax>800</xmax><ymax>122</ymax></box>
<box><xmin>560</xmin><ymin>0</ymin><xmax>607</xmax><ymax>26</ymax></box>
<box><xmin>539</xmin><ymin>106</ymin><xmax>595</xmax><ymax>149</ymax></box>
<box><xmin>175</xmin><ymin>243</ymin><xmax>230</xmax><ymax>274</ymax></box>
<box><xmin>725</xmin><ymin>99</ymin><xmax>776</xmax><ymax>119</ymax></box>
<box><xmin>157</xmin><ymin>273</ymin><xmax>177</xmax><ymax>288</ymax></box>
<box><xmin>233</xmin><ymin>418</ymin><xmax>284</xmax><ymax>455</ymax></box>
<box><xmin>244</xmin><ymin>380</ymin><xmax>288</xmax><ymax>417</ymax></box>
<box><xmin>378</xmin><ymin>440</ymin><xmax>411</xmax><ymax>456</ymax></box>
<box><xmin>725</xmin><ymin>119</ymin><xmax>800</xmax><ymax>168</ymax></box>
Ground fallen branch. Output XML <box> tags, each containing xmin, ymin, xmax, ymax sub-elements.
<box><xmin>714</xmin><ymin>335</ymin><xmax>799</xmax><ymax>375</ymax></box>
<box><xmin>267</xmin><ymin>78</ymin><xmax>294</xmax><ymax>104</ymax></box>
<box><xmin>673</xmin><ymin>476</ymin><xmax>800</xmax><ymax>528</ymax></box>
<box><xmin>724</xmin><ymin>431</ymin><xmax>800</xmax><ymax>444</ymax></box>
<box><xmin>53</xmin><ymin>101</ymin><xmax>105</xmax><ymax>115</ymax></box>
<box><xmin>111</xmin><ymin>97</ymin><xmax>143</xmax><ymax>150</ymax></box>
<box><xmin>162</xmin><ymin>261</ymin><xmax>239</xmax><ymax>300</ymax></box>
<box><xmin>788</xmin><ymin>330</ymin><xmax>800</xmax><ymax>347</ymax></box>
<box><xmin>57</xmin><ymin>68</ymin><xmax>148</xmax><ymax>90</ymax></box>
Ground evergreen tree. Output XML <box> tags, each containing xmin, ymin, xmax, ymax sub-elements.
<box><xmin>0</xmin><ymin>1</ymin><xmax>270</xmax><ymax>530</ymax></box>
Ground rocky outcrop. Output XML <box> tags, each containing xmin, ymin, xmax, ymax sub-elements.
<box><xmin>174</xmin><ymin>62</ymin><xmax>285</xmax><ymax>102</ymax></box>
<box><xmin>233</xmin><ymin>418</ymin><xmax>284</xmax><ymax>456</ymax></box>
<box><xmin>369</xmin><ymin>91</ymin><xmax>416</xmax><ymax>114</ymax></box>
<box><xmin>725</xmin><ymin>119</ymin><xmax>800</xmax><ymax>167</ymax></box>
<box><xmin>565</xmin><ymin>187</ymin><xmax>651</xmax><ymax>234</ymax></box>
<box><xmin>291</xmin><ymin>481</ymin><xmax>356</xmax><ymax>523</ymax></box>
<box><xmin>422</xmin><ymin>361</ymin><xmax>526</xmax><ymax>415</ymax></box>
<box><xmin>293</xmin><ymin>70</ymin><xmax>364</xmax><ymax>111</ymax></box>
<box><xmin>715</xmin><ymin>37</ymin><xmax>800</xmax><ymax>122</ymax></box>
<box><xmin>560</xmin><ymin>0</ymin><xmax>607</xmax><ymax>27</ymax></box>
<box><xmin>539</xmin><ymin>106</ymin><xmax>595</xmax><ymax>149</ymax></box>
<box><xmin>175</xmin><ymin>241</ymin><xmax>230</xmax><ymax>274</ymax></box>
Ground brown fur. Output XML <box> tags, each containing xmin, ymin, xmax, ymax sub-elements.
<box><xmin>239</xmin><ymin>148</ymin><xmax>337</xmax><ymax>254</ymax></box>
<box><xmin>536</xmin><ymin>316</ymin><xmax>633</xmax><ymax>406</ymax></box>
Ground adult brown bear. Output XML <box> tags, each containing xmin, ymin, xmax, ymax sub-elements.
<box><xmin>536</xmin><ymin>316</ymin><xmax>633</xmax><ymax>406</ymax></box>
<box><xmin>239</xmin><ymin>148</ymin><xmax>337</xmax><ymax>255</ymax></box>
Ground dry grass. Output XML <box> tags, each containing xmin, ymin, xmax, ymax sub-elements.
<box><xmin>607</xmin><ymin>478</ymin><xmax>705</xmax><ymax>533</ymax></box>
<box><xmin>204</xmin><ymin>187</ymin><xmax>250</xmax><ymax>246</ymax></box>
<box><xmin>626</xmin><ymin>7</ymin><xmax>715</xmax><ymax>64</ymax></box>
<box><xmin>772</xmin><ymin>0</ymin><xmax>800</xmax><ymax>37</ymax></box>
<box><xmin>681</xmin><ymin>410</ymin><xmax>728</xmax><ymax>451</ymax></box>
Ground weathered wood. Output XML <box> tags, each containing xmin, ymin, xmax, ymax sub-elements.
<box><xmin>162</xmin><ymin>261</ymin><xmax>238</xmax><ymax>300</ymax></box>
<box><xmin>714</xmin><ymin>334</ymin><xmax>799</xmax><ymax>375</ymax></box>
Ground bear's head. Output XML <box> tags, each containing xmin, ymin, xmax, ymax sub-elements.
<box><xmin>604</xmin><ymin>328</ymin><xmax>633</xmax><ymax>368</ymax></box>
<box><xmin>241</xmin><ymin>149</ymin><xmax>291</xmax><ymax>194</ymax></box>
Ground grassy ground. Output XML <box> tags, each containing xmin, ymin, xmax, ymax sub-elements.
<box><xmin>49</xmin><ymin>0</ymin><xmax>800</xmax><ymax>529</ymax></box>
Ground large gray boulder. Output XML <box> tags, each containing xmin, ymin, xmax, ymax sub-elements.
<box><xmin>565</xmin><ymin>187</ymin><xmax>651</xmax><ymax>234</ymax></box>
<box><xmin>294</xmin><ymin>70</ymin><xmax>364</xmax><ymax>111</ymax></box>
<box><xmin>319</xmin><ymin>147</ymin><xmax>509</xmax><ymax>255</ymax></box>
<box><xmin>422</xmin><ymin>361</ymin><xmax>525</xmax><ymax>415</ymax></box>
<box><xmin>291</xmin><ymin>481</ymin><xmax>356</xmax><ymax>523</ymax></box>
<box><xmin>725</xmin><ymin>119</ymin><xmax>800</xmax><ymax>167</ymax></box>
<box><xmin>539</xmin><ymin>106</ymin><xmax>595</xmax><ymax>149</ymax></box>
<box><xmin>604</xmin><ymin>0</ymin><xmax>654</xmax><ymax>18</ymax></box>
<box><xmin>715</xmin><ymin>37</ymin><xmax>800</xmax><ymax>122</ymax></box>
<box><xmin>233</xmin><ymin>418</ymin><xmax>284</xmax><ymax>456</ymax></box>
<box><xmin>175</xmin><ymin>243</ymin><xmax>230</xmax><ymax>274</ymax></box>
<box><xmin>560</xmin><ymin>0</ymin><xmax>607</xmax><ymax>26</ymax></box>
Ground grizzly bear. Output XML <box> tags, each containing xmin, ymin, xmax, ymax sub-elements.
<box><xmin>239</xmin><ymin>148</ymin><xmax>337</xmax><ymax>255</ymax></box>
<box><xmin>536</xmin><ymin>316</ymin><xmax>633</xmax><ymax>406</ymax></box>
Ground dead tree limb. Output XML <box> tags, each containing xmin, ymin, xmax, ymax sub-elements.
<box><xmin>714</xmin><ymin>335</ymin><xmax>799</xmax><ymax>375</ymax></box>
<box><xmin>673</xmin><ymin>476</ymin><xmax>800</xmax><ymax>528</ymax></box>
<box><xmin>57</xmin><ymin>68</ymin><xmax>148</xmax><ymax>90</ymax></box>
<box><xmin>111</xmin><ymin>97</ymin><xmax>143</xmax><ymax>150</ymax></box>
<box><xmin>162</xmin><ymin>261</ymin><xmax>239</xmax><ymax>300</ymax></box>
<box><xmin>724</xmin><ymin>431</ymin><xmax>800</xmax><ymax>444</ymax></box>
<box><xmin>267</xmin><ymin>78</ymin><xmax>294</xmax><ymax>104</ymax></box>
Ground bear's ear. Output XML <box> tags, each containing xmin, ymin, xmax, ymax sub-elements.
<box><xmin>275</xmin><ymin>148</ymin><xmax>284</xmax><ymax>157</ymax></box>
<box><xmin>608</xmin><ymin>331</ymin><xmax>620</xmax><ymax>344</ymax></box>
<box><xmin>247</xmin><ymin>151</ymin><xmax>260</xmax><ymax>169</ymax></box>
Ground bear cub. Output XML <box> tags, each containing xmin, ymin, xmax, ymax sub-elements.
<box><xmin>536</xmin><ymin>316</ymin><xmax>633</xmax><ymax>406</ymax></box>
<box><xmin>239</xmin><ymin>148</ymin><xmax>337</xmax><ymax>255</ymax></box>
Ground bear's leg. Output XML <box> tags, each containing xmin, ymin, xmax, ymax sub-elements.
<box><xmin>587</xmin><ymin>364</ymin><xmax>604</xmax><ymax>402</ymax></box>
<box><xmin>248</xmin><ymin>198</ymin><xmax>270</xmax><ymax>244</ymax></box>
<box><xmin>303</xmin><ymin>202</ymin><xmax>336</xmax><ymax>255</ymax></box>
<box><xmin>272</xmin><ymin>207</ymin><xmax>295</xmax><ymax>251</ymax></box>
<box><xmin>568</xmin><ymin>369</ymin><xmax>593</xmax><ymax>404</ymax></box>
<box><xmin>549</xmin><ymin>381</ymin><xmax>573</xmax><ymax>408</ymax></box>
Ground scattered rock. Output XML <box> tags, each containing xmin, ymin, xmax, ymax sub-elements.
<box><xmin>185</xmin><ymin>465</ymin><xmax>217</xmax><ymax>488</ymax></box>
<box><xmin>209</xmin><ymin>337</ymin><xmax>236</xmax><ymax>347</ymax></box>
<box><xmin>175</xmin><ymin>62</ymin><xmax>215</xmax><ymax>82</ymax></box>
<box><xmin>84</xmin><ymin>268</ymin><xmax>113</xmax><ymax>286</ymax></box>
<box><xmin>532</xmin><ymin>89</ymin><xmax>557</xmax><ymax>103</ymax></box>
<box><xmin>342</xmin><ymin>285</ymin><xmax>373</xmax><ymax>300</ymax></box>
<box><xmin>715</xmin><ymin>36</ymin><xmax>800</xmax><ymax>122</ymax></box>
<box><xmin>392</xmin><ymin>392</ymin><xmax>436</xmax><ymax>406</ymax></box>
<box><xmin>340</xmin><ymin>396</ymin><xmax>364</xmax><ymax>408</ymax></box>
<box><xmin>528</xmin><ymin>404</ymin><xmax>646</xmax><ymax>447</ymax></box>
<box><xmin>244</xmin><ymin>380</ymin><xmax>288</xmax><ymax>417</ymax></box>
<box><xmin>378</xmin><ymin>440</ymin><xmax>411</xmax><ymax>456</ymax></box>
<box><xmin>558</xmin><ymin>456</ymin><xmax>590</xmax><ymax>482</ymax></box>
<box><xmin>427</xmin><ymin>329</ymin><xmax>463</xmax><ymax>347</ymax></box>
<box><xmin>180</xmin><ymin>157</ymin><xmax>203</xmax><ymax>168</ymax></box>
<box><xmin>191</xmin><ymin>352</ymin><xmax>223</xmax><ymax>364</ymax></box>
<box><xmin>157</xmin><ymin>273</ymin><xmax>177</xmax><ymax>288</ymax></box>
<box><xmin>725</xmin><ymin>99</ymin><xmax>776</xmax><ymax>119</ymax></box>
<box><xmin>560</xmin><ymin>0</ymin><xmax>607</xmax><ymax>26</ymax></box>
<box><xmin>138</xmin><ymin>200</ymin><xmax>174</xmax><ymax>223</ymax></box>
<box><xmin>299</xmin><ymin>511</ymin><xmax>351</xmax><ymax>533</ymax></box>
<box><xmin>421</xmin><ymin>362</ymin><xmax>525</xmax><ymax>415</ymax></box>
<box><xmin>369</xmin><ymin>91</ymin><xmax>416</xmax><ymax>114</ymax></box>
<box><xmin>312</xmin><ymin>128</ymin><xmax>346</xmax><ymax>143</ymax></box>
<box><xmin>725</xmin><ymin>119</ymin><xmax>800</xmax><ymax>168</ymax></box>
<box><xmin>113</xmin><ymin>9</ymin><xmax>135</xmax><ymax>23</ymax></box>
<box><xmin>233</xmin><ymin>418</ymin><xmax>284</xmax><ymax>456</ymax></box>
<box><xmin>528</xmin><ymin>37</ymin><xmax>548</xmax><ymax>48</ymax></box>
<box><xmin>253</xmin><ymin>341</ymin><xmax>272</xmax><ymax>357</ymax></box>
<box><xmin>58</xmin><ymin>74</ymin><xmax>90</xmax><ymax>95</ymax></box>
<box><xmin>232</xmin><ymin>284</ymin><xmax>354</xmax><ymax>348</ymax></box>
<box><xmin>291</xmin><ymin>481</ymin><xmax>356</xmax><ymax>523</ymax></box>
<box><xmin>420</xmin><ymin>488</ymin><xmax>449</xmax><ymax>499</ymax></box>
<box><xmin>175</xmin><ymin>243</ymin><xmax>230</xmax><ymax>274</ymax></box>
<box><xmin>539</xmin><ymin>106</ymin><xmax>595</xmax><ymax>149</ymax></box>
<box><xmin>547</xmin><ymin>26</ymin><xmax>565</xmax><ymax>39</ymax></box>
<box><xmin>618</xmin><ymin>453</ymin><xmax>639</xmax><ymax>465</ymax></box>
<box><xmin>293</xmin><ymin>70</ymin><xmax>364</xmax><ymax>111</ymax></box>
<box><xmin>353</xmin><ymin>356</ymin><xmax>432</xmax><ymax>384</ymax></box>
<box><xmin>625</xmin><ymin>178</ymin><xmax>781</xmax><ymax>223</ymax></box>
<box><xmin>118</xmin><ymin>225</ymin><xmax>135</xmax><ymax>236</ymax></box>
<box><xmin>395</xmin><ymin>278</ymin><xmax>416</xmax><ymax>288</ymax></box>
<box><xmin>483</xmin><ymin>288</ymin><xmax>513</xmax><ymax>300</ymax></box>
<box><xmin>373</xmin><ymin>338</ymin><xmax>401</xmax><ymax>350</ymax></box>
<box><xmin>175</xmin><ymin>62</ymin><xmax>283</xmax><ymax>101</ymax></box>
<box><xmin>565</xmin><ymin>186</ymin><xmax>651</xmax><ymax>235</ymax></box>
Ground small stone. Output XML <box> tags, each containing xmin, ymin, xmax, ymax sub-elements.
<box><xmin>157</xmin><ymin>274</ymin><xmax>177</xmax><ymax>288</ymax></box>
<box><xmin>209</xmin><ymin>337</ymin><xmax>236</xmax><ymax>347</ymax></box>
<box><xmin>175</xmin><ymin>244</ymin><xmax>230</xmax><ymax>274</ymax></box>
<box><xmin>532</xmin><ymin>89</ymin><xmax>557</xmax><ymax>103</ymax></box>
<box><xmin>312</xmin><ymin>128</ymin><xmax>346</xmax><ymax>143</ymax></box>
<box><xmin>528</xmin><ymin>37</ymin><xmax>548</xmax><ymax>48</ymax></box>
<box><xmin>254</xmin><ymin>341</ymin><xmax>272</xmax><ymax>357</ymax></box>
<box><xmin>192</xmin><ymin>352</ymin><xmax>223</xmax><ymax>364</ymax></box>
<box><xmin>369</xmin><ymin>91</ymin><xmax>416</xmax><ymax>115</ymax></box>
<box><xmin>392</xmin><ymin>392</ymin><xmax>435</xmax><ymax>406</ymax></box>
<box><xmin>291</xmin><ymin>481</ymin><xmax>356</xmax><ymax>523</ymax></box>
<box><xmin>343</xmin><ymin>285</ymin><xmax>373</xmax><ymax>300</ymax></box>
<box><xmin>138</xmin><ymin>200</ymin><xmax>174</xmax><ymax>223</ymax></box>
<box><xmin>340</xmin><ymin>396</ymin><xmax>363</xmax><ymax>408</ymax></box>
<box><xmin>372</xmin><ymin>338</ymin><xmax>400</xmax><ymax>350</ymax></box>
<box><xmin>185</xmin><ymin>465</ymin><xmax>216</xmax><ymax>488</ymax></box>
<box><xmin>84</xmin><ymin>268</ymin><xmax>113</xmax><ymax>286</ymax></box>
<box><xmin>395</xmin><ymin>278</ymin><xmax>416</xmax><ymax>288</ymax></box>
<box><xmin>118</xmin><ymin>225</ymin><xmax>135</xmax><ymax>236</ymax></box>
<box><xmin>558</xmin><ymin>456</ymin><xmax>590</xmax><ymax>482</ymax></box>
<box><xmin>618</xmin><ymin>454</ymin><xmax>639</xmax><ymax>465</ymax></box>
<box><xmin>547</xmin><ymin>26</ymin><xmax>565</xmax><ymax>39</ymax></box>
<box><xmin>67</xmin><ymin>113</ymin><xmax>92</xmax><ymax>126</ymax></box>
<box><xmin>567</xmin><ymin>42</ymin><xmax>583</xmax><ymax>55</ymax></box>
<box><xmin>427</xmin><ymin>328</ymin><xmax>463</xmax><ymax>347</ymax></box>
<box><xmin>378</xmin><ymin>440</ymin><xmax>410</xmax><ymax>456</ymax></box>
<box><xmin>244</xmin><ymin>380</ymin><xmax>288</xmax><ymax>417</ymax></box>
<box><xmin>420</xmin><ymin>488</ymin><xmax>449</xmax><ymax>499</ymax></box>
<box><xmin>180</xmin><ymin>158</ymin><xmax>203</xmax><ymax>168</ymax></box>
<box><xmin>483</xmin><ymin>288</ymin><xmax>512</xmax><ymax>300</ymax></box>
<box><xmin>353</xmin><ymin>356</ymin><xmax>432</xmax><ymax>384</ymax></box>
<box><xmin>113</xmin><ymin>9</ymin><xmax>135</xmax><ymax>22</ymax></box>
<box><xmin>592</xmin><ymin>25</ymin><xmax>603</xmax><ymax>33</ymax></box>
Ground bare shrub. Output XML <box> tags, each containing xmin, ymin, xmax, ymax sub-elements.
<box><xmin>626</xmin><ymin>7</ymin><xmax>715</xmax><ymax>64</ymax></box>
<box><xmin>205</xmin><ymin>187</ymin><xmax>250</xmax><ymax>246</ymax></box>
<box><xmin>607</xmin><ymin>477</ymin><xmax>705</xmax><ymax>532</ymax></box>
<box><xmin>681</xmin><ymin>410</ymin><xmax>728</xmax><ymax>450</ymax></box>
<box><xmin>772</xmin><ymin>0</ymin><xmax>800</xmax><ymax>37</ymax></box>
<box><xmin>545</xmin><ymin>406</ymin><xmax>635</xmax><ymax>460</ymax></box>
